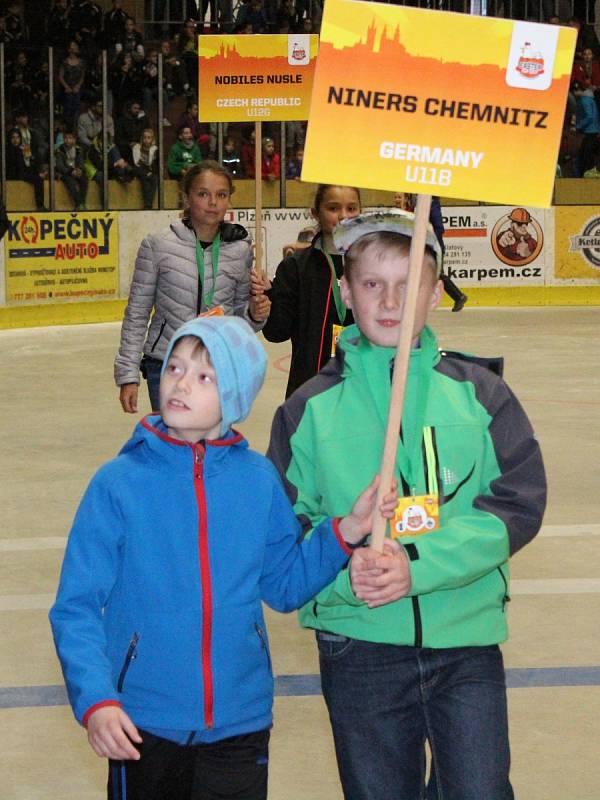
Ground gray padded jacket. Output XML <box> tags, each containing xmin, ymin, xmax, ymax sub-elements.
<box><xmin>114</xmin><ymin>219</ymin><xmax>262</xmax><ymax>386</ymax></box>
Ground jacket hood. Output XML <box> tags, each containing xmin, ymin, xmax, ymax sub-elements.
<box><xmin>161</xmin><ymin>316</ymin><xmax>267</xmax><ymax>436</ymax></box>
<box><xmin>175</xmin><ymin>217</ymin><xmax>249</xmax><ymax>243</ymax></box>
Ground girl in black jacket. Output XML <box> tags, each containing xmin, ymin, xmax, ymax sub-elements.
<box><xmin>6</xmin><ymin>127</ymin><xmax>45</xmax><ymax>210</ymax></box>
<box><xmin>260</xmin><ymin>184</ymin><xmax>361</xmax><ymax>397</ymax></box>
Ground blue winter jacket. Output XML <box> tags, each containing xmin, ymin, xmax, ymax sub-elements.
<box><xmin>49</xmin><ymin>415</ymin><xmax>352</xmax><ymax>741</ymax></box>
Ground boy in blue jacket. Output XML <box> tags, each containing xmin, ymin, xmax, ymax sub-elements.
<box><xmin>50</xmin><ymin>315</ymin><xmax>396</xmax><ymax>800</ymax></box>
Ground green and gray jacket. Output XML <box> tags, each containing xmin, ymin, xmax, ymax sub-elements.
<box><xmin>267</xmin><ymin>324</ymin><xmax>546</xmax><ymax>648</ymax></box>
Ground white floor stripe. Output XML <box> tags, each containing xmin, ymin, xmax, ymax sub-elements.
<box><xmin>538</xmin><ymin>524</ymin><xmax>600</xmax><ymax>538</ymax></box>
<box><xmin>511</xmin><ymin>579</ymin><xmax>600</xmax><ymax>595</ymax></box>
<box><xmin>0</xmin><ymin>579</ymin><xmax>599</xmax><ymax>612</ymax></box>
<box><xmin>0</xmin><ymin>537</ymin><xmax>67</xmax><ymax>552</ymax></box>
<box><xmin>1</xmin><ymin>525</ymin><xmax>598</xmax><ymax>554</ymax></box>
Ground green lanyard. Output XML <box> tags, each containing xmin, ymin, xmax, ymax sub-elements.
<box><xmin>323</xmin><ymin>251</ymin><xmax>347</xmax><ymax>324</ymax></box>
<box><xmin>195</xmin><ymin>235</ymin><xmax>221</xmax><ymax>309</ymax></box>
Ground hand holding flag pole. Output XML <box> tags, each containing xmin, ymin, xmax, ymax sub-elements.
<box><xmin>369</xmin><ymin>193</ymin><xmax>432</xmax><ymax>553</ymax></box>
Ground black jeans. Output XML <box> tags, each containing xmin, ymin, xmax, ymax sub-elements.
<box><xmin>108</xmin><ymin>728</ymin><xmax>270</xmax><ymax>800</ymax></box>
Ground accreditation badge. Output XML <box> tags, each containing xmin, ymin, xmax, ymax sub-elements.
<box><xmin>391</xmin><ymin>495</ymin><xmax>440</xmax><ymax>538</ymax></box>
<box><xmin>199</xmin><ymin>305</ymin><xmax>225</xmax><ymax>317</ymax></box>
<box><xmin>331</xmin><ymin>324</ymin><xmax>344</xmax><ymax>356</ymax></box>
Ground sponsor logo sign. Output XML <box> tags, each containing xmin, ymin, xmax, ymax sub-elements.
<box><xmin>5</xmin><ymin>212</ymin><xmax>118</xmax><ymax>304</ymax></box>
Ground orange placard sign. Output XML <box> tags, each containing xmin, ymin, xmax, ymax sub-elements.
<box><xmin>301</xmin><ymin>0</ymin><xmax>576</xmax><ymax>207</ymax></box>
<box><xmin>198</xmin><ymin>34</ymin><xmax>318</xmax><ymax>122</ymax></box>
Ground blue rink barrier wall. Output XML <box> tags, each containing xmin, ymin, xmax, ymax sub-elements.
<box><xmin>1</xmin><ymin>205</ymin><xmax>600</xmax><ymax>330</ymax></box>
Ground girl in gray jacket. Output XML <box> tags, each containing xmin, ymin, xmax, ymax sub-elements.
<box><xmin>115</xmin><ymin>161</ymin><xmax>270</xmax><ymax>412</ymax></box>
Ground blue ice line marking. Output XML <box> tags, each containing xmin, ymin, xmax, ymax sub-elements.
<box><xmin>1</xmin><ymin>667</ymin><xmax>599</xmax><ymax>710</ymax></box>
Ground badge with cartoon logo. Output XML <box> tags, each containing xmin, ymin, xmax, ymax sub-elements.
<box><xmin>491</xmin><ymin>208</ymin><xmax>544</xmax><ymax>267</ymax></box>
<box><xmin>392</xmin><ymin>495</ymin><xmax>439</xmax><ymax>538</ymax></box>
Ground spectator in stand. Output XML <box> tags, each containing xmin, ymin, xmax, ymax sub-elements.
<box><xmin>82</xmin><ymin>52</ymin><xmax>103</xmax><ymax>105</ymax></box>
<box><xmin>247</xmin><ymin>0</ymin><xmax>269</xmax><ymax>32</ymax></box>
<box><xmin>6</xmin><ymin>127</ymin><xmax>46</xmax><ymax>210</ymax></box>
<box><xmin>141</xmin><ymin>49</ymin><xmax>165</xmax><ymax>122</ymax></box>
<box><xmin>70</xmin><ymin>0</ymin><xmax>103</xmax><ymax>62</ymax></box>
<box><xmin>233</xmin><ymin>0</ymin><xmax>251</xmax><ymax>30</ymax></box>
<box><xmin>132</xmin><ymin>128</ymin><xmax>158</xmax><ymax>209</ymax></box>
<box><xmin>84</xmin><ymin>132</ymin><xmax>133</xmax><ymax>205</ymax></box>
<box><xmin>583</xmin><ymin>145</ymin><xmax>600</xmax><ymax>177</ymax></box>
<box><xmin>104</xmin><ymin>0</ymin><xmax>128</xmax><ymax>46</ymax></box>
<box><xmin>55</xmin><ymin>129</ymin><xmax>88</xmax><ymax>210</ymax></box>
<box><xmin>32</xmin><ymin>59</ymin><xmax>50</xmax><ymax>114</ymax></box>
<box><xmin>168</xmin><ymin>125</ymin><xmax>203</xmax><ymax>179</ymax></box>
<box><xmin>201</xmin><ymin>0</ymin><xmax>218</xmax><ymax>30</ymax></box>
<box><xmin>47</xmin><ymin>0</ymin><xmax>71</xmax><ymax>54</ymax></box>
<box><xmin>261</xmin><ymin>137</ymin><xmax>280</xmax><ymax>181</ymax></box>
<box><xmin>177</xmin><ymin>99</ymin><xmax>203</xmax><ymax>141</ymax></box>
<box><xmin>568</xmin><ymin>16</ymin><xmax>600</xmax><ymax>59</ymax></box>
<box><xmin>286</xmin><ymin>145</ymin><xmax>303</xmax><ymax>179</ymax></box>
<box><xmin>7</xmin><ymin>50</ymin><xmax>34</xmax><ymax>114</ymax></box>
<box><xmin>115</xmin><ymin>99</ymin><xmax>147</xmax><ymax>164</ymax></box>
<box><xmin>0</xmin><ymin>13</ymin><xmax>14</xmax><ymax>44</ymax></box>
<box><xmin>572</xmin><ymin>46</ymin><xmax>600</xmax><ymax>90</ymax></box>
<box><xmin>294</xmin><ymin>0</ymin><xmax>308</xmax><ymax>31</ymax></box>
<box><xmin>220</xmin><ymin>0</ymin><xmax>235</xmax><ymax>31</ymax></box>
<box><xmin>175</xmin><ymin>99</ymin><xmax>213</xmax><ymax>156</ymax></box>
<box><xmin>160</xmin><ymin>39</ymin><xmax>191</xmax><ymax>99</ymax></box>
<box><xmin>573</xmin><ymin>80</ymin><xmax>600</xmax><ymax>175</ymax></box>
<box><xmin>241</xmin><ymin>128</ymin><xmax>256</xmax><ymax>177</ymax></box>
<box><xmin>114</xmin><ymin>16</ymin><xmax>145</xmax><ymax>64</ymax></box>
<box><xmin>110</xmin><ymin>52</ymin><xmax>143</xmax><ymax>116</ymax></box>
<box><xmin>5</xmin><ymin>1</ymin><xmax>27</xmax><ymax>43</ymax></box>
<box><xmin>77</xmin><ymin>98</ymin><xmax>115</xmax><ymax>148</ymax></box>
<box><xmin>14</xmin><ymin>109</ymin><xmax>47</xmax><ymax>171</ymax></box>
<box><xmin>176</xmin><ymin>19</ymin><xmax>199</xmax><ymax>96</ymax></box>
<box><xmin>59</xmin><ymin>40</ymin><xmax>86</xmax><ymax>126</ymax></box>
<box><xmin>223</xmin><ymin>135</ymin><xmax>243</xmax><ymax>177</ymax></box>
<box><xmin>54</xmin><ymin>115</ymin><xmax>67</xmax><ymax>150</ymax></box>
<box><xmin>392</xmin><ymin>191</ymin><xmax>412</xmax><ymax>210</ymax></box>
<box><xmin>285</xmin><ymin>119</ymin><xmax>306</xmax><ymax>155</ymax></box>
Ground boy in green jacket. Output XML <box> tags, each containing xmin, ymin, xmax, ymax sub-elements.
<box><xmin>267</xmin><ymin>210</ymin><xmax>546</xmax><ymax>800</ymax></box>
<box><xmin>167</xmin><ymin>125</ymin><xmax>202</xmax><ymax>179</ymax></box>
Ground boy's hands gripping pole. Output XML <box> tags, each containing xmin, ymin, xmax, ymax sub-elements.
<box><xmin>370</xmin><ymin>194</ymin><xmax>433</xmax><ymax>553</ymax></box>
<box><xmin>339</xmin><ymin>475</ymin><xmax>398</xmax><ymax>545</ymax></box>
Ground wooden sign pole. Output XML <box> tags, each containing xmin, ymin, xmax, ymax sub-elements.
<box><xmin>254</xmin><ymin>121</ymin><xmax>264</xmax><ymax>280</ymax></box>
<box><xmin>369</xmin><ymin>194</ymin><xmax>433</xmax><ymax>553</ymax></box>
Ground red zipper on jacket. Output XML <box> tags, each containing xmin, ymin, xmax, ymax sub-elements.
<box><xmin>192</xmin><ymin>443</ymin><xmax>214</xmax><ymax>729</ymax></box>
<box><xmin>317</xmin><ymin>271</ymin><xmax>333</xmax><ymax>372</ymax></box>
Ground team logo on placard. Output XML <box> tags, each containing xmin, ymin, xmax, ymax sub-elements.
<box><xmin>288</xmin><ymin>34</ymin><xmax>310</xmax><ymax>66</ymax></box>
<box><xmin>569</xmin><ymin>216</ymin><xmax>600</xmax><ymax>269</ymax></box>
<box><xmin>516</xmin><ymin>42</ymin><xmax>545</xmax><ymax>78</ymax></box>
<box><xmin>491</xmin><ymin>208</ymin><xmax>544</xmax><ymax>267</ymax></box>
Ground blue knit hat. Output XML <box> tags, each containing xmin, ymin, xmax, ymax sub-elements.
<box><xmin>161</xmin><ymin>316</ymin><xmax>267</xmax><ymax>437</ymax></box>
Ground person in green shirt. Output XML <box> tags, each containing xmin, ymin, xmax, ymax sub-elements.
<box><xmin>167</xmin><ymin>124</ymin><xmax>202</xmax><ymax>179</ymax></box>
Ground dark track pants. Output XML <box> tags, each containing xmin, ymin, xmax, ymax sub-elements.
<box><xmin>108</xmin><ymin>728</ymin><xmax>270</xmax><ymax>800</ymax></box>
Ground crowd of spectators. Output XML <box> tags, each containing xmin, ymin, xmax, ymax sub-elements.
<box><xmin>0</xmin><ymin>0</ymin><xmax>325</xmax><ymax>209</ymax></box>
<box><xmin>1</xmin><ymin>0</ymin><xmax>600</xmax><ymax>214</ymax></box>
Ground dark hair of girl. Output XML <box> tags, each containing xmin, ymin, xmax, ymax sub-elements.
<box><xmin>313</xmin><ymin>184</ymin><xmax>361</xmax><ymax>213</ymax></box>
